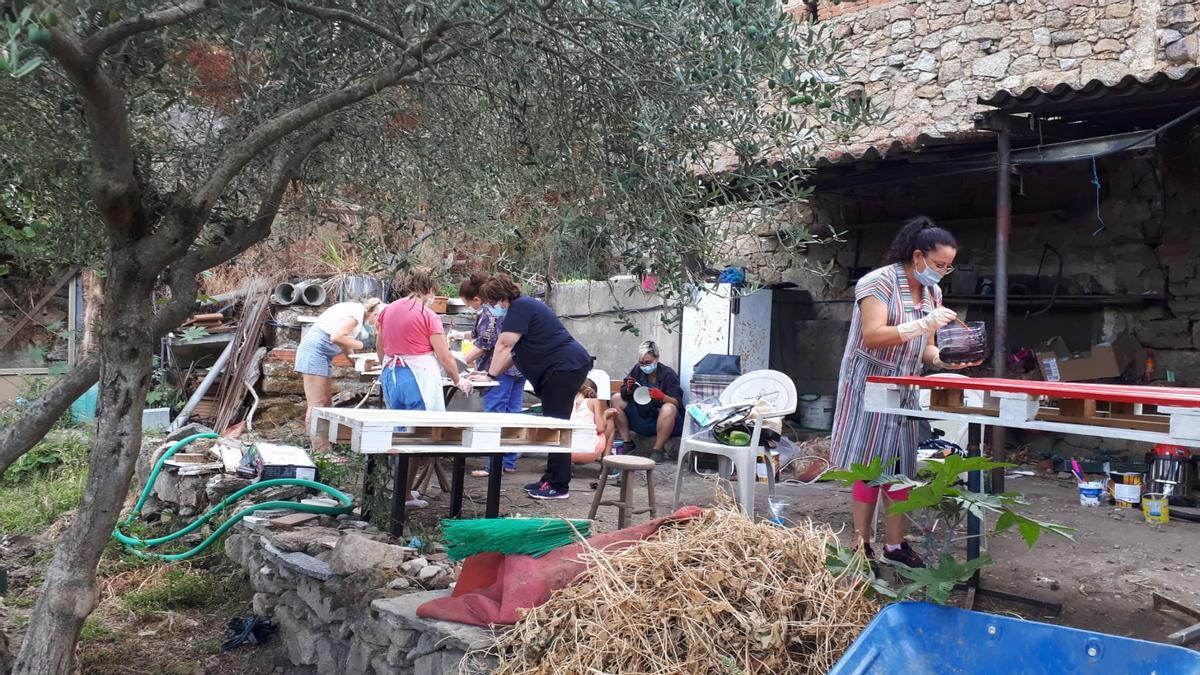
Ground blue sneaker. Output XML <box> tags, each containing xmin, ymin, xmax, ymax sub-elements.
<box><xmin>527</xmin><ymin>482</ymin><xmax>570</xmax><ymax>500</ymax></box>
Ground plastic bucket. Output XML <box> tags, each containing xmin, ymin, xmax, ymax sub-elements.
<box><xmin>339</xmin><ymin>275</ymin><xmax>383</xmax><ymax>302</ymax></box>
<box><xmin>799</xmin><ymin>394</ymin><xmax>835</xmax><ymax>430</ymax></box>
<box><xmin>1078</xmin><ymin>481</ymin><xmax>1104</xmax><ymax>506</ymax></box>
<box><xmin>1143</xmin><ymin>493</ymin><xmax>1169</xmax><ymax>524</ymax></box>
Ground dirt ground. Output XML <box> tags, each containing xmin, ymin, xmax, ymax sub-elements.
<box><xmin>408</xmin><ymin>455</ymin><xmax>1200</xmax><ymax>645</ymax></box>
<box><xmin>4</xmin><ymin>454</ymin><xmax>1198</xmax><ymax>674</ymax></box>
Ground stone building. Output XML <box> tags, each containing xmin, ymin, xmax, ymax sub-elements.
<box><xmin>723</xmin><ymin>0</ymin><xmax>1200</xmax><ymax>409</ymax></box>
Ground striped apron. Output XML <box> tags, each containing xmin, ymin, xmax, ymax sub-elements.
<box><xmin>829</xmin><ymin>263</ymin><xmax>939</xmax><ymax>478</ymax></box>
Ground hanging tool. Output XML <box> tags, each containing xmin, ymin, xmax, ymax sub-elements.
<box><xmin>1026</xmin><ymin>244</ymin><xmax>1063</xmax><ymax>318</ymax></box>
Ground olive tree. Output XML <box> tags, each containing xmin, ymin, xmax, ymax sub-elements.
<box><xmin>0</xmin><ymin>1</ymin><xmax>874</xmax><ymax>670</ymax></box>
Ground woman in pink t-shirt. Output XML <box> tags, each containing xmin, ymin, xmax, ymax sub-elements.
<box><xmin>376</xmin><ymin>269</ymin><xmax>472</xmax><ymax>414</ymax></box>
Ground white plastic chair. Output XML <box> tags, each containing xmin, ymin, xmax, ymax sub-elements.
<box><xmin>672</xmin><ymin>369</ymin><xmax>798</xmax><ymax>519</ymax></box>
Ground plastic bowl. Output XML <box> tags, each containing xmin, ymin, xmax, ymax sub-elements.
<box><xmin>937</xmin><ymin>321</ymin><xmax>988</xmax><ymax>364</ymax></box>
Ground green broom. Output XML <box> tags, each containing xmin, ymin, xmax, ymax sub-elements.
<box><xmin>442</xmin><ymin>517</ymin><xmax>592</xmax><ymax>560</ymax></box>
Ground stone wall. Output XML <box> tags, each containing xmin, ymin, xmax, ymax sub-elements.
<box><xmin>548</xmin><ymin>277</ymin><xmax>681</xmax><ymax>377</ymax></box>
<box><xmin>225</xmin><ymin>522</ymin><xmax>493</xmax><ymax>675</ymax></box>
<box><xmin>780</xmin><ymin>0</ymin><xmax>1198</xmax><ymax>151</ymax></box>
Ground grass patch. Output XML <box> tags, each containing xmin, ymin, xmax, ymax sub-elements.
<box><xmin>121</xmin><ymin>569</ymin><xmax>248</xmax><ymax>615</ymax></box>
<box><xmin>0</xmin><ymin>429</ymin><xmax>90</xmax><ymax>534</ymax></box>
<box><xmin>80</xmin><ymin>616</ymin><xmax>118</xmax><ymax>644</ymax></box>
<box><xmin>10</xmin><ymin>595</ymin><xmax>36</xmax><ymax>608</ymax></box>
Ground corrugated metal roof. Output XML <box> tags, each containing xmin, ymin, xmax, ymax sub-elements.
<box><xmin>977</xmin><ymin>67</ymin><xmax>1200</xmax><ymax>115</ymax></box>
<box><xmin>815</xmin><ymin>131</ymin><xmax>994</xmax><ymax>167</ymax></box>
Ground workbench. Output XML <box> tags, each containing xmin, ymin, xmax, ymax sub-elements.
<box><xmin>864</xmin><ymin>375</ymin><xmax>1200</xmax><ymax>611</ymax></box>
<box><xmin>311</xmin><ymin>408</ymin><xmax>594</xmax><ymax>536</ymax></box>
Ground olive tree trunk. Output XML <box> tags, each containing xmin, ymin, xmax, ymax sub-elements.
<box><xmin>11</xmin><ymin>259</ymin><xmax>157</xmax><ymax>675</ymax></box>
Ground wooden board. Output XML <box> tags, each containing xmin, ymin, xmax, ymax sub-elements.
<box><xmin>270</xmin><ymin>513</ymin><xmax>319</xmax><ymax>529</ymax></box>
<box><xmin>311</xmin><ymin>408</ymin><xmax>593</xmax><ymax>455</ymax></box>
<box><xmin>929</xmin><ymin>404</ymin><xmax>1171</xmax><ymax>433</ymax></box>
<box><xmin>869</xmin><ymin>375</ymin><xmax>1200</xmax><ymax>408</ymax></box>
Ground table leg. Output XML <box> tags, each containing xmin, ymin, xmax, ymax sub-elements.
<box><xmin>389</xmin><ymin>456</ymin><xmax>410</xmax><ymax>538</ymax></box>
<box><xmin>963</xmin><ymin>421</ymin><xmax>1062</xmax><ymax>616</ymax></box>
<box><xmin>449</xmin><ymin>455</ymin><xmax>466</xmax><ymax>518</ymax></box>
<box><xmin>486</xmin><ymin>453</ymin><xmax>503</xmax><ymax>518</ymax></box>
<box><xmin>967</xmin><ymin>422</ymin><xmax>982</xmax><ymax>563</ymax></box>
<box><xmin>361</xmin><ymin>455</ymin><xmax>376</xmax><ymax>521</ymax></box>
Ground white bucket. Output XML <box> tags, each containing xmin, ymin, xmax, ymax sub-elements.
<box><xmin>1078</xmin><ymin>481</ymin><xmax>1105</xmax><ymax>507</ymax></box>
<box><xmin>799</xmin><ymin>395</ymin><xmax>835</xmax><ymax>430</ymax></box>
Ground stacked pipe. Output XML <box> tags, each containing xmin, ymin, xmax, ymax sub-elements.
<box><xmin>273</xmin><ymin>280</ymin><xmax>326</xmax><ymax>306</ymax></box>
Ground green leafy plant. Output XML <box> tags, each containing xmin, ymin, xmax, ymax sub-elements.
<box><xmin>179</xmin><ymin>326</ymin><xmax>210</xmax><ymax>342</ymax></box>
<box><xmin>1</xmin><ymin>6</ymin><xmax>50</xmax><ymax>78</ymax></box>
<box><xmin>825</xmin><ymin>453</ymin><xmax>1074</xmax><ymax>604</ymax></box>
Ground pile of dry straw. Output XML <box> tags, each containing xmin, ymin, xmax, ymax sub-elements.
<box><xmin>481</xmin><ymin>504</ymin><xmax>878</xmax><ymax>674</ymax></box>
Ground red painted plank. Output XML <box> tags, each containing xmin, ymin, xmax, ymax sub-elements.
<box><xmin>867</xmin><ymin>375</ymin><xmax>1200</xmax><ymax>408</ymax></box>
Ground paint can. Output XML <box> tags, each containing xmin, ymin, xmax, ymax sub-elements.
<box><xmin>1142</xmin><ymin>493</ymin><xmax>1170</xmax><ymax>524</ymax></box>
<box><xmin>756</xmin><ymin>451</ymin><xmax>781</xmax><ymax>483</ymax></box>
<box><xmin>798</xmin><ymin>394</ymin><xmax>835</xmax><ymax>430</ymax></box>
<box><xmin>1077</xmin><ymin>481</ymin><xmax>1104</xmax><ymax>507</ymax></box>
<box><xmin>1108</xmin><ymin>471</ymin><xmax>1143</xmax><ymax>508</ymax></box>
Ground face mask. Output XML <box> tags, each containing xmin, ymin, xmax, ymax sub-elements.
<box><xmin>490</xmin><ymin>303</ymin><xmax>508</xmax><ymax>318</ymax></box>
<box><xmin>639</xmin><ymin>362</ymin><xmax>658</xmax><ymax>374</ymax></box>
<box><xmin>914</xmin><ymin>256</ymin><xmax>944</xmax><ymax>287</ymax></box>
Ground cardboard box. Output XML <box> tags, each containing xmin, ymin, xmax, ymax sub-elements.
<box><xmin>1036</xmin><ymin>333</ymin><xmax>1142</xmax><ymax>382</ymax></box>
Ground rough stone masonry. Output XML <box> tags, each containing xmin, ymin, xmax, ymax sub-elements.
<box><xmin>225</xmin><ymin>520</ymin><xmax>495</xmax><ymax>675</ymax></box>
<box><xmin>784</xmin><ymin>0</ymin><xmax>1198</xmax><ymax>153</ymax></box>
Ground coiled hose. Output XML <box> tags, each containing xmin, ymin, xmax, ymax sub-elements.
<box><xmin>113</xmin><ymin>433</ymin><xmax>354</xmax><ymax>561</ymax></box>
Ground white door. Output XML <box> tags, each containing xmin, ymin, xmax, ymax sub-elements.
<box><xmin>732</xmin><ymin>288</ymin><xmax>772</xmax><ymax>374</ymax></box>
<box><xmin>680</xmin><ymin>284</ymin><xmax>733</xmax><ymax>394</ymax></box>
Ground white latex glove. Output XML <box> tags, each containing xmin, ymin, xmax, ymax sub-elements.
<box><xmin>447</xmin><ymin>329</ymin><xmax>466</xmax><ymax>341</ymax></box>
<box><xmin>455</xmin><ymin>379</ymin><xmax>475</xmax><ymax>395</ymax></box>
<box><xmin>897</xmin><ymin>307</ymin><xmax>957</xmax><ymax>341</ymax></box>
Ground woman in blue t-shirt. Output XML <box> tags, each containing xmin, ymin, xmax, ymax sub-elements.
<box><xmin>457</xmin><ymin>272</ymin><xmax>525</xmax><ymax>477</ymax></box>
<box><xmin>474</xmin><ymin>274</ymin><xmax>591</xmax><ymax>499</ymax></box>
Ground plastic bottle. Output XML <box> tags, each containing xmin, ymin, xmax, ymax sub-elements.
<box><xmin>1143</xmin><ymin>349</ymin><xmax>1156</xmax><ymax>384</ymax></box>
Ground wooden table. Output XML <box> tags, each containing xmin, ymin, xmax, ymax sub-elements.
<box><xmin>311</xmin><ymin>408</ymin><xmax>594</xmax><ymax>536</ymax></box>
<box><xmin>864</xmin><ymin>375</ymin><xmax>1200</xmax><ymax>612</ymax></box>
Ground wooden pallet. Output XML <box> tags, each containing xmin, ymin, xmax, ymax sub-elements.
<box><xmin>867</xmin><ymin>375</ymin><xmax>1200</xmax><ymax>442</ymax></box>
<box><xmin>310</xmin><ymin>408</ymin><xmax>595</xmax><ymax>454</ymax></box>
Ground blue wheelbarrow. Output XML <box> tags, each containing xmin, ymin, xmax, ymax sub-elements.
<box><xmin>830</xmin><ymin>602</ymin><xmax>1200</xmax><ymax>674</ymax></box>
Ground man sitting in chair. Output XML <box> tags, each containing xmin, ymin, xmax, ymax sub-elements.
<box><xmin>612</xmin><ymin>340</ymin><xmax>685</xmax><ymax>464</ymax></box>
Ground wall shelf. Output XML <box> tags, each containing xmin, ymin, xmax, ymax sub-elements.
<box><xmin>942</xmin><ymin>294</ymin><xmax>1166</xmax><ymax>308</ymax></box>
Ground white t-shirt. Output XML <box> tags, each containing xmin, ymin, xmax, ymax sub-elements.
<box><xmin>314</xmin><ymin>302</ymin><xmax>366</xmax><ymax>338</ymax></box>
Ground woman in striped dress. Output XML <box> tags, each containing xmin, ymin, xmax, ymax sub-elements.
<box><xmin>829</xmin><ymin>216</ymin><xmax>976</xmax><ymax>569</ymax></box>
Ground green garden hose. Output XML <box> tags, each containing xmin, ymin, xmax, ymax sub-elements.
<box><xmin>113</xmin><ymin>433</ymin><xmax>354</xmax><ymax>561</ymax></box>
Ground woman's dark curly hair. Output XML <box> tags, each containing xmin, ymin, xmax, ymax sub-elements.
<box><xmin>883</xmin><ymin>215</ymin><xmax>957</xmax><ymax>265</ymax></box>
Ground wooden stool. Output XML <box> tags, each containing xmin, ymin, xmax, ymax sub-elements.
<box><xmin>588</xmin><ymin>455</ymin><xmax>658</xmax><ymax>529</ymax></box>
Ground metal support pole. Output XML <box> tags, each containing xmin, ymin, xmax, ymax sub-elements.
<box><xmin>991</xmin><ymin>125</ymin><xmax>1012</xmax><ymax>494</ymax></box>
<box><xmin>967</xmin><ymin>422</ymin><xmax>982</xmax><ymax>564</ymax></box>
